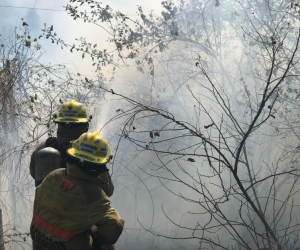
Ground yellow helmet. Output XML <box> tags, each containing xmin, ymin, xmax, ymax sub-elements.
<box><xmin>53</xmin><ymin>100</ymin><xmax>91</xmax><ymax>123</ymax></box>
<box><xmin>67</xmin><ymin>131</ymin><xmax>112</xmax><ymax>165</ymax></box>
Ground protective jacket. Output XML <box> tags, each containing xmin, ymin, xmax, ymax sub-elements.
<box><xmin>29</xmin><ymin>138</ymin><xmax>114</xmax><ymax>196</ymax></box>
<box><xmin>30</xmin><ymin>163</ymin><xmax>124</xmax><ymax>250</ymax></box>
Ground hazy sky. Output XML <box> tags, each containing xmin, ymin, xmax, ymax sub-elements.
<box><xmin>0</xmin><ymin>0</ymin><xmax>162</xmax><ymax>76</ymax></box>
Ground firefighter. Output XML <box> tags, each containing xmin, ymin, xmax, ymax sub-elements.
<box><xmin>29</xmin><ymin>100</ymin><xmax>113</xmax><ymax>197</ymax></box>
<box><xmin>30</xmin><ymin>131</ymin><xmax>124</xmax><ymax>250</ymax></box>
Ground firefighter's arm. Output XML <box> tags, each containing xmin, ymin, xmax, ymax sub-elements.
<box><xmin>98</xmin><ymin>172</ymin><xmax>114</xmax><ymax>197</ymax></box>
<box><xmin>89</xmin><ymin>196</ymin><xmax>124</xmax><ymax>245</ymax></box>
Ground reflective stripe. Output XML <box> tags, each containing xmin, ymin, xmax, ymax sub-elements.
<box><xmin>33</xmin><ymin>213</ymin><xmax>75</xmax><ymax>240</ymax></box>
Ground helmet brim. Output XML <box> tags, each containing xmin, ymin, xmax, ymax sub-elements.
<box><xmin>54</xmin><ymin>117</ymin><xmax>90</xmax><ymax>123</ymax></box>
